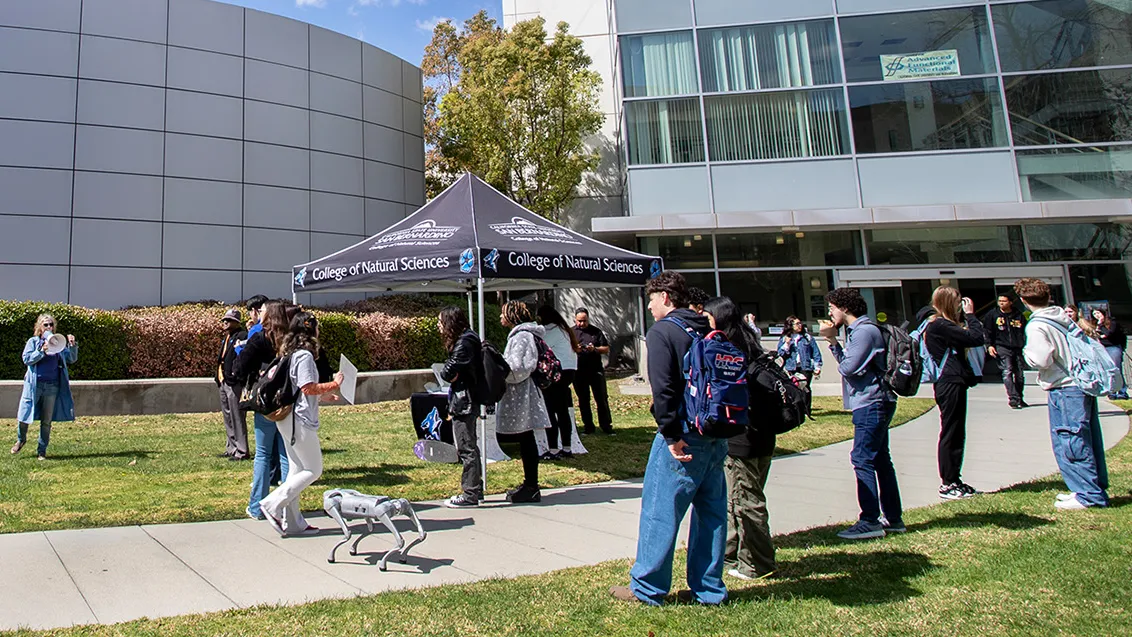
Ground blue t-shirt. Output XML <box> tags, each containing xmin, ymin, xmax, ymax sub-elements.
<box><xmin>36</xmin><ymin>352</ymin><xmax>61</xmax><ymax>384</ymax></box>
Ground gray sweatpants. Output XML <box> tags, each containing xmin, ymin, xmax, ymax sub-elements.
<box><xmin>219</xmin><ymin>383</ymin><xmax>249</xmax><ymax>459</ymax></box>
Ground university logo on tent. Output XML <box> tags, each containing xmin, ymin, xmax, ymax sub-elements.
<box><xmin>459</xmin><ymin>248</ymin><xmax>476</xmax><ymax>273</ymax></box>
<box><xmin>649</xmin><ymin>260</ymin><xmax>662</xmax><ymax>279</ymax></box>
<box><xmin>294</xmin><ymin>267</ymin><xmax>307</xmax><ymax>288</ymax></box>
<box><xmin>372</xmin><ymin>219</ymin><xmax>460</xmax><ymax>251</ymax></box>
<box><xmin>488</xmin><ymin>216</ymin><xmax>580</xmax><ymax>245</ymax></box>
<box><xmin>421</xmin><ymin>407</ymin><xmax>443</xmax><ymax>440</ymax></box>
<box><xmin>483</xmin><ymin>248</ymin><xmax>500</xmax><ymax>272</ymax></box>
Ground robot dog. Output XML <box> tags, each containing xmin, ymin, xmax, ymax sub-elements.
<box><xmin>322</xmin><ymin>489</ymin><xmax>427</xmax><ymax>570</ymax></box>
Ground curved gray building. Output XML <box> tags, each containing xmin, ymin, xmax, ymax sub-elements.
<box><xmin>0</xmin><ymin>0</ymin><xmax>425</xmax><ymax>308</ymax></box>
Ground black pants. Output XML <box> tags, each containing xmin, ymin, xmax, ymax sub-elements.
<box><xmin>497</xmin><ymin>430</ymin><xmax>539</xmax><ymax>487</ymax></box>
<box><xmin>574</xmin><ymin>369</ymin><xmax>612</xmax><ymax>433</ymax></box>
<box><xmin>794</xmin><ymin>370</ymin><xmax>814</xmax><ymax>414</ymax></box>
<box><xmin>934</xmin><ymin>381</ymin><xmax>969</xmax><ymax>485</ymax></box>
<box><xmin>996</xmin><ymin>347</ymin><xmax>1025</xmax><ymax>405</ymax></box>
<box><xmin>451</xmin><ymin>410</ymin><xmax>483</xmax><ymax>498</ymax></box>
<box><xmin>543</xmin><ymin>370</ymin><xmax>576</xmax><ymax>449</ymax></box>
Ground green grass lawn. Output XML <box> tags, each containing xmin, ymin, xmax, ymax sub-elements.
<box><xmin>0</xmin><ymin>392</ymin><xmax>933</xmax><ymax>534</ymax></box>
<box><xmin>7</xmin><ymin>408</ymin><xmax>1130</xmax><ymax>636</ymax></box>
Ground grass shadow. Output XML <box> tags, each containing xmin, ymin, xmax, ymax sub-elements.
<box><xmin>320</xmin><ymin>464</ymin><xmax>414</xmax><ymax>489</ymax></box>
<box><xmin>731</xmin><ymin>550</ymin><xmax>937</xmax><ymax>606</ymax></box>
<box><xmin>45</xmin><ymin>450</ymin><xmax>155</xmax><ymax>460</ymax></box>
<box><xmin>907</xmin><ymin>512</ymin><xmax>1053</xmax><ymax>533</ymax></box>
<box><xmin>996</xmin><ymin>478</ymin><xmax>1067</xmax><ymax>494</ymax></box>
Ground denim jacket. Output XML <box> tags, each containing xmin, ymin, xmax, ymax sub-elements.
<box><xmin>777</xmin><ymin>333</ymin><xmax>823</xmax><ymax>372</ymax></box>
<box><xmin>18</xmin><ymin>337</ymin><xmax>78</xmax><ymax>424</ymax></box>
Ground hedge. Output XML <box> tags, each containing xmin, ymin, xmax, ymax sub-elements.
<box><xmin>0</xmin><ymin>297</ymin><xmax>511</xmax><ymax>381</ymax></box>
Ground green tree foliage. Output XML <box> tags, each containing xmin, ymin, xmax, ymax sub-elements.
<box><xmin>422</xmin><ymin>12</ymin><xmax>604</xmax><ymax>223</ymax></box>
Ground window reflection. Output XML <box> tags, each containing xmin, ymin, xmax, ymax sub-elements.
<box><xmin>1018</xmin><ymin>145</ymin><xmax>1132</xmax><ymax>201</ymax></box>
<box><xmin>866</xmin><ymin>226</ymin><xmax>1026</xmax><ymax>264</ymax></box>
<box><xmin>638</xmin><ymin>235</ymin><xmax>714</xmax><ymax>269</ymax></box>
<box><xmin>622</xmin><ymin>32</ymin><xmax>698</xmax><ymax>98</ymax></box>
<box><xmin>1026</xmin><ymin>223</ymin><xmax>1132</xmax><ymax>261</ymax></box>
<box><xmin>993</xmin><ymin>0</ymin><xmax>1132</xmax><ymax>72</ymax></box>
<box><xmin>699</xmin><ymin>20</ymin><xmax>840</xmax><ymax>92</ymax></box>
<box><xmin>1005</xmin><ymin>69</ymin><xmax>1132</xmax><ymax>146</ymax></box>
<box><xmin>716</xmin><ymin>231</ymin><xmax>863</xmax><ymax>268</ymax></box>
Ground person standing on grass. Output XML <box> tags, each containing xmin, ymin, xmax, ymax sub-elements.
<box><xmin>12</xmin><ymin>314</ymin><xmax>78</xmax><ymax>461</ymax></box>
<box><xmin>260</xmin><ymin>312</ymin><xmax>343</xmax><ymax>536</ymax></box>
<box><xmin>438</xmin><ymin>306</ymin><xmax>484</xmax><ymax>508</ymax></box>
<box><xmin>216</xmin><ymin>309</ymin><xmax>249</xmax><ymax>461</ymax></box>
<box><xmin>983</xmin><ymin>294</ymin><xmax>1028</xmax><ymax>410</ymax></box>
<box><xmin>924</xmin><ymin>286</ymin><xmax>986</xmax><ymax>501</ymax></box>
<box><xmin>537</xmin><ymin>305</ymin><xmax>580</xmax><ymax>460</ymax></box>
<box><xmin>777</xmin><ymin>315</ymin><xmax>822</xmax><ymax>412</ymax></box>
<box><xmin>611</xmin><ymin>270</ymin><xmax>729</xmax><ymax>606</ymax></box>
<box><xmin>1017</xmin><ymin>278</ymin><xmax>1110</xmax><ymax>510</ymax></box>
<box><xmin>705</xmin><ymin>296</ymin><xmax>777</xmax><ymax>581</ymax></box>
<box><xmin>572</xmin><ymin>308</ymin><xmax>614</xmax><ymax>435</ymax></box>
<box><xmin>1092</xmin><ymin>309</ymin><xmax>1129</xmax><ymax>400</ymax></box>
<box><xmin>688</xmin><ymin>287</ymin><xmax>709</xmax><ymax>314</ymax></box>
<box><xmin>496</xmin><ymin>301</ymin><xmax>549</xmax><ymax>504</ymax></box>
<box><xmin>819</xmin><ymin>288</ymin><xmax>904</xmax><ymax>541</ymax></box>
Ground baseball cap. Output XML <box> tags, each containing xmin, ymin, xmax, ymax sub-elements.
<box><xmin>221</xmin><ymin>309</ymin><xmax>242</xmax><ymax>323</ymax></box>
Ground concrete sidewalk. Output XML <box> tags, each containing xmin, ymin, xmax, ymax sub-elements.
<box><xmin>1</xmin><ymin>385</ymin><xmax>1127</xmax><ymax>632</ymax></box>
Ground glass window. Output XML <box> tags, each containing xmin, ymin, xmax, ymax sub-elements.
<box><xmin>638</xmin><ymin>235</ymin><xmax>714</xmax><ymax>269</ymax></box>
<box><xmin>625</xmin><ymin>98</ymin><xmax>705</xmax><ymax>165</ymax></box>
<box><xmin>621</xmin><ymin>31</ymin><xmax>698</xmax><ymax>98</ymax></box>
<box><xmin>642</xmin><ymin>270</ymin><xmax>718</xmax><ymax>329</ymax></box>
<box><xmin>1005</xmin><ymin>69</ymin><xmax>1132</xmax><ymax>146</ymax></box>
<box><xmin>1069</xmin><ymin>264</ymin><xmax>1132</xmax><ymax>321</ymax></box>
<box><xmin>716</xmin><ymin>230</ymin><xmax>863</xmax><ymax>268</ymax></box>
<box><xmin>839</xmin><ymin>7</ymin><xmax>997</xmax><ymax>83</ymax></box>
<box><xmin>1026</xmin><ymin>223</ymin><xmax>1132</xmax><ymax>261</ymax></box>
<box><xmin>993</xmin><ymin>0</ymin><xmax>1132</xmax><ymax>72</ymax></box>
<box><xmin>704</xmin><ymin>89</ymin><xmax>850</xmax><ymax>161</ymax></box>
<box><xmin>719</xmin><ymin>270</ymin><xmax>835</xmax><ymax>329</ymax></box>
<box><xmin>866</xmin><ymin>226</ymin><xmax>1026</xmax><ymax>264</ymax></box>
<box><xmin>1018</xmin><ymin>145</ymin><xmax>1132</xmax><ymax>201</ymax></box>
<box><xmin>698</xmin><ymin>20</ymin><xmax>840</xmax><ymax>93</ymax></box>
<box><xmin>849</xmin><ymin>78</ymin><xmax>1009</xmax><ymax>153</ymax></box>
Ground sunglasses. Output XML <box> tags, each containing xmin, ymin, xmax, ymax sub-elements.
<box><xmin>43</xmin><ymin>322</ymin><xmax>55</xmax><ymax>327</ymax></box>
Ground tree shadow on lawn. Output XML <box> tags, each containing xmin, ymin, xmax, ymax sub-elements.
<box><xmin>990</xmin><ymin>478</ymin><xmax>1066</xmax><ymax>494</ymax></box>
<box><xmin>320</xmin><ymin>464</ymin><xmax>414</xmax><ymax>489</ymax></box>
<box><xmin>46</xmin><ymin>450</ymin><xmax>155</xmax><ymax>461</ymax></box>
<box><xmin>774</xmin><ymin>512</ymin><xmax>1052</xmax><ymax>551</ymax></box>
<box><xmin>731</xmin><ymin>550</ymin><xmax>937</xmax><ymax>606</ymax></box>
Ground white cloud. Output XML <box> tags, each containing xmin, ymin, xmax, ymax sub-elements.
<box><xmin>415</xmin><ymin>15</ymin><xmax>450</xmax><ymax>33</ymax></box>
<box><xmin>295</xmin><ymin>0</ymin><xmax>327</xmax><ymax>7</ymax></box>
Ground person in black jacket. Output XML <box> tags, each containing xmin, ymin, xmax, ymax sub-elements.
<box><xmin>216</xmin><ymin>309</ymin><xmax>249</xmax><ymax>460</ymax></box>
<box><xmin>924</xmin><ymin>286</ymin><xmax>986</xmax><ymax>501</ymax></box>
<box><xmin>438</xmin><ymin>306</ymin><xmax>484</xmax><ymax>508</ymax></box>
<box><xmin>703</xmin><ymin>295</ymin><xmax>776</xmax><ymax>581</ymax></box>
<box><xmin>610</xmin><ymin>271</ymin><xmax>729</xmax><ymax>607</ymax></box>
<box><xmin>1092</xmin><ymin>308</ymin><xmax>1129</xmax><ymax>399</ymax></box>
<box><xmin>983</xmin><ymin>294</ymin><xmax>1028</xmax><ymax>409</ymax></box>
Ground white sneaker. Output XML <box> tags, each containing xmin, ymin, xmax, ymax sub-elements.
<box><xmin>1055</xmin><ymin>496</ymin><xmax>1087</xmax><ymax>510</ymax></box>
<box><xmin>1056</xmin><ymin>493</ymin><xmax>1076</xmax><ymax>502</ymax></box>
<box><xmin>727</xmin><ymin>568</ymin><xmax>753</xmax><ymax>581</ymax></box>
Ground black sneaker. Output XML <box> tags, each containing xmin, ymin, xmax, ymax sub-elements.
<box><xmin>506</xmin><ymin>484</ymin><xmax>542</xmax><ymax>503</ymax></box>
<box><xmin>539</xmin><ymin>450</ymin><xmax>559</xmax><ymax>461</ymax></box>
<box><xmin>1019</xmin><ymin>400</ymin><xmax>1029</xmax><ymax>408</ymax></box>
<box><xmin>957</xmin><ymin>482</ymin><xmax>980</xmax><ymax>496</ymax></box>
<box><xmin>557</xmin><ymin>449</ymin><xmax>573</xmax><ymax>460</ymax></box>
<box><xmin>1010</xmin><ymin>402</ymin><xmax>1022</xmax><ymax>410</ymax></box>
<box><xmin>444</xmin><ymin>493</ymin><xmax>480</xmax><ymax>508</ymax></box>
<box><xmin>939</xmin><ymin>483</ymin><xmax>973</xmax><ymax>500</ymax></box>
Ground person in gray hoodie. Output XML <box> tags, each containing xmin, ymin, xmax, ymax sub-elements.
<box><xmin>1017</xmin><ymin>278</ymin><xmax>1109</xmax><ymax>510</ymax></box>
<box><xmin>496</xmin><ymin>301</ymin><xmax>550</xmax><ymax>504</ymax></box>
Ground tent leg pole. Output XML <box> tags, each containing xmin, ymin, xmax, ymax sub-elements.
<box><xmin>477</xmin><ymin>277</ymin><xmax>487</xmax><ymax>498</ymax></box>
<box><xmin>292</xmin><ymin>292</ymin><xmax>298</xmax><ymax>305</ymax></box>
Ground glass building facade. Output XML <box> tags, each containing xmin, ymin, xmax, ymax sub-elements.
<box><xmin>606</xmin><ymin>0</ymin><xmax>1132</xmax><ymax>332</ymax></box>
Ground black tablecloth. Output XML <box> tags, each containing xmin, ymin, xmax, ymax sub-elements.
<box><xmin>409</xmin><ymin>392</ymin><xmax>453</xmax><ymax>444</ymax></box>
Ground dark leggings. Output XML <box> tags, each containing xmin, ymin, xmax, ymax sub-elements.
<box><xmin>934</xmin><ymin>381</ymin><xmax>969</xmax><ymax>485</ymax></box>
<box><xmin>543</xmin><ymin>370</ymin><xmax>576</xmax><ymax>449</ymax></box>
<box><xmin>497</xmin><ymin>430</ymin><xmax>539</xmax><ymax>487</ymax></box>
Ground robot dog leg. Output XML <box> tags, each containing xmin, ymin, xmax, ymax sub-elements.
<box><xmin>374</xmin><ymin>499</ymin><xmax>427</xmax><ymax>571</ymax></box>
<box><xmin>322</xmin><ymin>489</ymin><xmax>426</xmax><ymax>569</ymax></box>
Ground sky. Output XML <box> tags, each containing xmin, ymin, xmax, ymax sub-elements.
<box><xmin>217</xmin><ymin>0</ymin><xmax>503</xmax><ymax>65</ymax></box>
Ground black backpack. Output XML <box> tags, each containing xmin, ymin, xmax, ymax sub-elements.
<box><xmin>877</xmin><ymin>323</ymin><xmax>922</xmax><ymax>397</ymax></box>
<box><xmin>243</xmin><ymin>354</ymin><xmax>299</xmax><ymax>422</ymax></box>
<box><xmin>747</xmin><ymin>353</ymin><xmax>808</xmax><ymax>435</ymax></box>
<box><xmin>479</xmin><ymin>340</ymin><xmax>511</xmax><ymax>405</ymax></box>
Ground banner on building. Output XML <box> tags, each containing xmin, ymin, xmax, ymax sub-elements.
<box><xmin>881</xmin><ymin>50</ymin><xmax>960</xmax><ymax>81</ymax></box>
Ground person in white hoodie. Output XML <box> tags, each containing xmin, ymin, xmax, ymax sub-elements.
<box><xmin>1016</xmin><ymin>278</ymin><xmax>1109</xmax><ymax>510</ymax></box>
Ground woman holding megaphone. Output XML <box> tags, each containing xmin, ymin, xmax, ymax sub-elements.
<box><xmin>11</xmin><ymin>314</ymin><xmax>78</xmax><ymax>460</ymax></box>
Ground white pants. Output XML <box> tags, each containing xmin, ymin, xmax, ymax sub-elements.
<box><xmin>259</xmin><ymin>414</ymin><xmax>322</xmax><ymax>534</ymax></box>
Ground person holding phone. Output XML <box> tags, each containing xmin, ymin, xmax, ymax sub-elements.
<box><xmin>1092</xmin><ymin>309</ymin><xmax>1128</xmax><ymax>400</ymax></box>
<box><xmin>572</xmin><ymin>308</ymin><xmax>613</xmax><ymax>435</ymax></box>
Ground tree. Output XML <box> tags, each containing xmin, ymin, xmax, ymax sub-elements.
<box><xmin>421</xmin><ymin>11</ymin><xmax>604</xmax><ymax>223</ymax></box>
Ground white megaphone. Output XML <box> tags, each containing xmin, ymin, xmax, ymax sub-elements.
<box><xmin>42</xmin><ymin>331</ymin><xmax>67</xmax><ymax>355</ymax></box>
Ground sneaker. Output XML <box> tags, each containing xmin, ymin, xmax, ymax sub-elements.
<box><xmin>609</xmin><ymin>586</ymin><xmax>643</xmax><ymax>604</ymax></box>
<box><xmin>957</xmin><ymin>482</ymin><xmax>980</xmax><ymax>496</ymax></box>
<box><xmin>263</xmin><ymin>510</ymin><xmax>285</xmax><ymax>537</ymax></box>
<box><xmin>295</xmin><ymin>524</ymin><xmax>320</xmax><ymax>536</ymax></box>
<box><xmin>10</xmin><ymin>441</ymin><xmax>24</xmax><ymax>454</ymax></box>
<box><xmin>880</xmin><ymin>518</ymin><xmax>907</xmax><ymax>534</ymax></box>
<box><xmin>727</xmin><ymin>568</ymin><xmax>753</xmax><ymax>581</ymax></box>
<box><xmin>37</xmin><ymin>454</ymin><xmax>46</xmax><ymax>461</ymax></box>
<box><xmin>1010</xmin><ymin>402</ymin><xmax>1022</xmax><ymax>410</ymax></box>
<box><xmin>444</xmin><ymin>493</ymin><xmax>480</xmax><ymax>508</ymax></box>
<box><xmin>539</xmin><ymin>450</ymin><xmax>559</xmax><ymax>461</ymax></box>
<box><xmin>245</xmin><ymin>506</ymin><xmax>265</xmax><ymax>521</ymax></box>
<box><xmin>1019</xmin><ymin>400</ymin><xmax>1030</xmax><ymax>408</ymax></box>
<box><xmin>506</xmin><ymin>484</ymin><xmax>541</xmax><ymax>503</ymax></box>
<box><xmin>836</xmin><ymin>520</ymin><xmax>886</xmax><ymax>540</ymax></box>
<box><xmin>1056</xmin><ymin>492</ymin><xmax>1076</xmax><ymax>502</ymax></box>
<box><xmin>1055</xmin><ymin>496</ymin><xmax>1087</xmax><ymax>510</ymax></box>
<box><xmin>939</xmin><ymin>484</ymin><xmax>973</xmax><ymax>500</ymax></box>
<box><xmin>556</xmin><ymin>449</ymin><xmax>573</xmax><ymax>460</ymax></box>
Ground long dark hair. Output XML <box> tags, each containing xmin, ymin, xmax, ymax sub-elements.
<box><xmin>439</xmin><ymin>306</ymin><xmax>470</xmax><ymax>351</ymax></box>
<box><xmin>783</xmin><ymin>315</ymin><xmax>809</xmax><ymax>336</ymax></box>
<box><xmin>280</xmin><ymin>311</ymin><xmax>319</xmax><ymax>357</ymax></box>
<box><xmin>537</xmin><ymin>305</ymin><xmax>580</xmax><ymax>351</ymax></box>
<box><xmin>703</xmin><ymin>296</ymin><xmax>763</xmax><ymax>357</ymax></box>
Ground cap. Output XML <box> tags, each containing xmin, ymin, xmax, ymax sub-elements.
<box><xmin>222</xmin><ymin>309</ymin><xmax>242</xmax><ymax>323</ymax></box>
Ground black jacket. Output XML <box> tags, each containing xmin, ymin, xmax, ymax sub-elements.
<box><xmin>728</xmin><ymin>358</ymin><xmax>776</xmax><ymax>459</ymax></box>
<box><xmin>925</xmin><ymin>315</ymin><xmax>985</xmax><ymax>385</ymax></box>
<box><xmin>1098</xmin><ymin>321</ymin><xmax>1127</xmax><ymax>350</ymax></box>
<box><xmin>234</xmin><ymin>329</ymin><xmax>275</xmax><ymax>387</ymax></box>
<box><xmin>646</xmin><ymin>308</ymin><xmax>711</xmax><ymax>443</ymax></box>
<box><xmin>441</xmin><ymin>330</ymin><xmax>483</xmax><ymax>414</ymax></box>
<box><xmin>218</xmin><ymin>329</ymin><xmax>248</xmax><ymax>387</ymax></box>
<box><xmin>983</xmin><ymin>308</ymin><xmax>1027</xmax><ymax>351</ymax></box>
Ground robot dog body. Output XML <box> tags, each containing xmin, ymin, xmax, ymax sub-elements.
<box><xmin>322</xmin><ymin>489</ymin><xmax>426</xmax><ymax>570</ymax></box>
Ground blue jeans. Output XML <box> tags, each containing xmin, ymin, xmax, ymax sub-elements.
<box><xmin>17</xmin><ymin>381</ymin><xmax>58</xmax><ymax>457</ymax></box>
<box><xmin>1104</xmin><ymin>346</ymin><xmax>1127</xmax><ymax>396</ymax></box>
<box><xmin>248</xmin><ymin>413</ymin><xmax>290</xmax><ymax>517</ymax></box>
<box><xmin>850</xmin><ymin>401</ymin><xmax>902</xmax><ymax>525</ymax></box>
<box><xmin>1048</xmin><ymin>386</ymin><xmax>1109</xmax><ymax>507</ymax></box>
<box><xmin>630</xmin><ymin>431</ymin><xmax>729</xmax><ymax>606</ymax></box>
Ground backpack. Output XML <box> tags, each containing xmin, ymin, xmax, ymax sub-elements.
<box><xmin>878</xmin><ymin>323</ymin><xmax>922</xmax><ymax>395</ymax></box>
<box><xmin>664</xmin><ymin>317</ymin><xmax>749</xmax><ymax>438</ymax></box>
<box><xmin>910</xmin><ymin>321</ymin><xmax>950</xmax><ymax>385</ymax></box>
<box><xmin>243</xmin><ymin>354</ymin><xmax>298</xmax><ymax>422</ymax></box>
<box><xmin>479</xmin><ymin>340</ymin><xmax>511</xmax><ymax>404</ymax></box>
<box><xmin>530</xmin><ymin>335</ymin><xmax>563</xmax><ymax>390</ymax></box>
<box><xmin>1031</xmin><ymin>317</ymin><xmax>1119</xmax><ymax>397</ymax></box>
<box><xmin>747</xmin><ymin>352</ymin><xmax>808</xmax><ymax>435</ymax></box>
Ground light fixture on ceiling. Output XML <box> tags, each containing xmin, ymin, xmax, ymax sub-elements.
<box><xmin>775</xmin><ymin>236</ymin><xmax>785</xmax><ymax>245</ymax></box>
<box><xmin>683</xmin><ymin>239</ymin><xmax>693</xmax><ymax>248</ymax></box>
<box><xmin>795</xmin><ymin>232</ymin><xmax>805</xmax><ymax>239</ymax></box>
<box><xmin>693</xmin><ymin>234</ymin><xmax>702</xmax><ymax>241</ymax></box>
<box><xmin>810</xmin><ymin>276</ymin><xmax>822</xmax><ymax>290</ymax></box>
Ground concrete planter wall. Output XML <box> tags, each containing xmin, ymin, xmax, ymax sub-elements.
<box><xmin>0</xmin><ymin>370</ymin><xmax>433</xmax><ymax>417</ymax></box>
